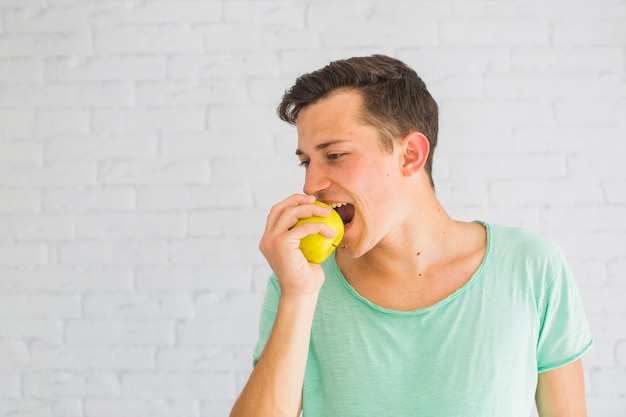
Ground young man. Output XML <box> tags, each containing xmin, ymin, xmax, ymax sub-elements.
<box><xmin>230</xmin><ymin>55</ymin><xmax>592</xmax><ymax>417</ymax></box>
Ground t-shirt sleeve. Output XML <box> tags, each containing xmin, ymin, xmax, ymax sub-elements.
<box><xmin>536</xmin><ymin>248</ymin><xmax>593</xmax><ymax>373</ymax></box>
<box><xmin>252</xmin><ymin>275</ymin><xmax>282</xmax><ymax>366</ymax></box>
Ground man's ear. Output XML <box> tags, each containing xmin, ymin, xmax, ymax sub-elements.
<box><xmin>400</xmin><ymin>131</ymin><xmax>430</xmax><ymax>177</ymax></box>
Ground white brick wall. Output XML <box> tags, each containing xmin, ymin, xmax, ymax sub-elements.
<box><xmin>0</xmin><ymin>1</ymin><xmax>624</xmax><ymax>416</ymax></box>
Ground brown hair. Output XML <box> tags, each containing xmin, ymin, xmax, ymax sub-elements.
<box><xmin>277</xmin><ymin>54</ymin><xmax>439</xmax><ymax>187</ymax></box>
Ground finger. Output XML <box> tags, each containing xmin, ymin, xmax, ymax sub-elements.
<box><xmin>289</xmin><ymin>221</ymin><xmax>336</xmax><ymax>240</ymax></box>
<box><xmin>264</xmin><ymin>194</ymin><xmax>315</xmax><ymax>231</ymax></box>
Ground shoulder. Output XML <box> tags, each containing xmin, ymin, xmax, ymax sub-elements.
<box><xmin>482</xmin><ymin>222</ymin><xmax>572</xmax><ymax>288</ymax></box>
<box><xmin>485</xmin><ymin>222</ymin><xmax>565</xmax><ymax>261</ymax></box>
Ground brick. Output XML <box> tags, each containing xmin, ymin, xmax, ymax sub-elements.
<box><xmin>35</xmin><ymin>109</ymin><xmax>90</xmax><ymax>136</ymax></box>
<box><xmin>541</xmin><ymin>206</ymin><xmax>626</xmax><ymax>232</ymax></box>
<box><xmin>0</xmin><ymin>294</ymin><xmax>80</xmax><ymax>319</ymax></box>
<box><xmin>607</xmin><ymin>258</ymin><xmax>626</xmax><ymax>286</ymax></box>
<box><xmin>0</xmin><ymin>242</ymin><xmax>47</xmax><ymax>265</ymax></box>
<box><xmin>160</xmin><ymin>131</ymin><xmax>274</xmax><ymax>159</ymax></box>
<box><xmin>0</xmin><ymin>0</ymin><xmax>45</xmax><ymax>6</ymax></box>
<box><xmin>202</xmin><ymin>399</ymin><xmax>238</xmax><ymax>417</ymax></box>
<box><xmin>46</xmin><ymin>134</ymin><xmax>158</xmax><ymax>160</ymax></box>
<box><xmin>513</xmin><ymin>126</ymin><xmax>619</xmax><ymax>153</ymax></box>
<box><xmin>569</xmin><ymin>151</ymin><xmax>626</xmax><ymax>180</ymax></box>
<box><xmin>99</xmin><ymin>160</ymin><xmax>210</xmax><ymax>186</ymax></box>
<box><xmin>602</xmin><ymin>181</ymin><xmax>626</xmax><ymax>204</ymax></box>
<box><xmin>188</xmin><ymin>209</ymin><xmax>266</xmax><ymax>237</ymax></box>
<box><xmin>170</xmin><ymin>238</ymin><xmax>263</xmax><ymax>266</ymax></box>
<box><xmin>277</xmin><ymin>49</ymin><xmax>374</xmax><ymax>78</ymax></box>
<box><xmin>435</xmin><ymin>180</ymin><xmax>490</xmax><ymax>209</ymax></box>
<box><xmin>46</xmin><ymin>56</ymin><xmax>166</xmax><ymax>82</ymax></box>
<box><xmin>157</xmin><ymin>346</ymin><xmax>250</xmax><ymax>372</ymax></box>
<box><xmin>168</xmin><ymin>53</ymin><xmax>281</xmax><ymax>80</ymax></box>
<box><xmin>136</xmin><ymin>80</ymin><xmax>247</xmax><ymax>106</ymax></box>
<box><xmin>438</xmin><ymin>125</ymin><xmax>514</xmax><ymax>153</ymax></box>
<box><xmin>586</xmin><ymin>396</ymin><xmax>626</xmax><ymax>417</ymax></box>
<box><xmin>11</xmin><ymin>78</ymin><xmax>66</xmax><ymax>105</ymax></box>
<box><xmin>177</xmin><ymin>318</ymin><xmax>258</xmax><ymax>346</ymax></box>
<box><xmin>0</xmin><ymin>110</ymin><xmax>35</xmax><ymax>138</ymax></box>
<box><xmin>65</xmin><ymin>320</ymin><xmax>174</xmax><ymax>346</ymax></box>
<box><xmin>0</xmin><ymin>214</ymin><xmax>74</xmax><ymax>240</ymax></box>
<box><xmin>0</xmin><ymin>189</ymin><xmax>40</xmax><ymax>213</ymax></box>
<box><xmin>94</xmin><ymin>26</ymin><xmax>204</xmax><ymax>55</ymax></box>
<box><xmin>121</xmin><ymin>372</ymin><xmax>233</xmax><ymax>399</ymax></box>
<box><xmin>429</xmin><ymin>74</ymin><xmax>484</xmax><ymax>99</ymax></box>
<box><xmin>136</xmin><ymin>184</ymin><xmax>252</xmax><ymax>210</ymax></box>
<box><xmin>511</xmin><ymin>47</ymin><xmax>624</xmax><ymax>73</ymax></box>
<box><xmin>404</xmin><ymin>47</ymin><xmax>514</xmax><ymax>78</ymax></box>
<box><xmin>58</xmin><ymin>240</ymin><xmax>169</xmax><ymax>266</ymax></box>
<box><xmin>553</xmin><ymin>19</ymin><xmax>626</xmax><ymax>46</ymax></box>
<box><xmin>0</xmin><ymin>399</ymin><xmax>83</xmax><ymax>417</ymax></box>
<box><xmin>450</xmin><ymin>154</ymin><xmax>567</xmax><ymax>181</ymax></box>
<box><xmin>22</xmin><ymin>372</ymin><xmax>120</xmax><ymax>398</ymax></box>
<box><xmin>93</xmin><ymin>0</ymin><xmax>220</xmax><ymax>24</ymax></box>
<box><xmin>0</xmin><ymin>58</ymin><xmax>42</xmax><ymax>83</ymax></box>
<box><xmin>490</xmin><ymin>180</ymin><xmax>605</xmax><ymax>206</ymax></box>
<box><xmin>616</xmin><ymin>341</ymin><xmax>626</xmax><ymax>366</ymax></box>
<box><xmin>0</xmin><ymin>319</ymin><xmax>63</xmax><ymax>344</ymax></box>
<box><xmin>0</xmin><ymin>267</ymin><xmax>133</xmax><ymax>292</ymax></box>
<box><xmin>0</xmin><ymin>34</ymin><xmax>92</xmax><ymax>57</ymax></box>
<box><xmin>0</xmin><ymin>341</ymin><xmax>29</xmax><ymax>370</ymax></box>
<box><xmin>0</xmin><ymin>142</ymin><xmax>43</xmax><ymax>166</ymax></box>
<box><xmin>135</xmin><ymin>266</ymin><xmax>251</xmax><ymax>292</ymax></box>
<box><xmin>223</xmin><ymin>1</ymin><xmax>306</xmax><ymax>26</ymax></box>
<box><xmin>31</xmin><ymin>345</ymin><xmax>155</xmax><ymax>370</ymax></box>
<box><xmin>251</xmin><ymin>182</ymin><xmax>302</xmax><ymax>208</ymax></box>
<box><xmin>252</xmin><ymin>264</ymin><xmax>274</xmax><ymax>292</ymax></box>
<box><xmin>555</xmin><ymin>100</ymin><xmax>626</xmax><ymax>126</ymax></box>
<box><xmin>442</xmin><ymin>18</ymin><xmax>550</xmax><ymax>46</ymax></box>
<box><xmin>308</xmin><ymin>3</ymin><xmax>445</xmax><ymax>46</ymax></box>
<box><xmin>212</xmin><ymin>157</ymin><xmax>302</xmax><ymax>184</ymax></box>
<box><xmin>0</xmin><ymin>373</ymin><xmax>20</xmax><ymax>398</ymax></box>
<box><xmin>0</xmin><ymin>163</ymin><xmax>97</xmax><ymax>186</ymax></box>
<box><xmin>568</xmin><ymin>259</ymin><xmax>608</xmax><ymax>288</ymax></box>
<box><xmin>85</xmin><ymin>399</ymin><xmax>200</xmax><ymax>417</ymax></box>
<box><xmin>441</xmin><ymin>99</ymin><xmax>554</xmax><ymax>128</ymax></box>
<box><xmin>43</xmin><ymin>187</ymin><xmax>135</xmax><ymax>212</ymax></box>
<box><xmin>589</xmin><ymin>367</ymin><xmax>626</xmax><ymax>396</ymax></box>
<box><xmin>248</xmin><ymin>78</ymin><xmax>295</xmax><ymax>104</ymax></box>
<box><xmin>195</xmin><ymin>292</ymin><xmax>264</xmax><ymax>321</ymax></box>
<box><xmin>200</xmin><ymin>23</ymin><xmax>316</xmax><ymax>52</ymax></box>
<box><xmin>2</xmin><ymin>6</ymin><xmax>90</xmax><ymax>33</ymax></box>
<box><xmin>553</xmin><ymin>232</ymin><xmax>626</xmax><ymax>261</ymax></box>
<box><xmin>92</xmin><ymin>108</ymin><xmax>205</xmax><ymax>134</ymax></box>
<box><xmin>83</xmin><ymin>293</ymin><xmax>194</xmax><ymax>319</ymax></box>
<box><xmin>452</xmin><ymin>1</ymin><xmax>536</xmax><ymax>17</ymax></box>
<box><xmin>76</xmin><ymin>212</ymin><xmax>186</xmax><ymax>239</ymax></box>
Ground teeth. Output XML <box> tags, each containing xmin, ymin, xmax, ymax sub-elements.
<box><xmin>329</xmin><ymin>202</ymin><xmax>347</xmax><ymax>208</ymax></box>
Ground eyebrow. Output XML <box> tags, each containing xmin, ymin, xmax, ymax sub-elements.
<box><xmin>295</xmin><ymin>139</ymin><xmax>348</xmax><ymax>156</ymax></box>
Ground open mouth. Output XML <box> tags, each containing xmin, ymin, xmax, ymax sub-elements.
<box><xmin>329</xmin><ymin>202</ymin><xmax>354</xmax><ymax>227</ymax></box>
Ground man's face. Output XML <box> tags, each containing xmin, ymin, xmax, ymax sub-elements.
<box><xmin>295</xmin><ymin>89</ymin><xmax>406</xmax><ymax>258</ymax></box>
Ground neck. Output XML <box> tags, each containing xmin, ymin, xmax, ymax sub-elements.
<box><xmin>338</xmin><ymin>196</ymin><xmax>460</xmax><ymax>280</ymax></box>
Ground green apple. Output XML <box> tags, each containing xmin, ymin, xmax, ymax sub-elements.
<box><xmin>293</xmin><ymin>201</ymin><xmax>344</xmax><ymax>263</ymax></box>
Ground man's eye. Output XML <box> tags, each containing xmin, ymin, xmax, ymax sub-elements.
<box><xmin>298</xmin><ymin>160</ymin><xmax>310</xmax><ymax>168</ymax></box>
<box><xmin>328</xmin><ymin>153</ymin><xmax>344</xmax><ymax>161</ymax></box>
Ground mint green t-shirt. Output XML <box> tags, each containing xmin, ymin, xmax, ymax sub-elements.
<box><xmin>253</xmin><ymin>223</ymin><xmax>593</xmax><ymax>417</ymax></box>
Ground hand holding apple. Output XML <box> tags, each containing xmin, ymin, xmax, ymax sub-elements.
<box><xmin>292</xmin><ymin>201</ymin><xmax>344</xmax><ymax>263</ymax></box>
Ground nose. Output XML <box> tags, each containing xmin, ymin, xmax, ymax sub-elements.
<box><xmin>302</xmin><ymin>161</ymin><xmax>331</xmax><ymax>197</ymax></box>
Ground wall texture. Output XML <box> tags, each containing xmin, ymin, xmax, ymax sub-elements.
<box><xmin>0</xmin><ymin>0</ymin><xmax>624</xmax><ymax>416</ymax></box>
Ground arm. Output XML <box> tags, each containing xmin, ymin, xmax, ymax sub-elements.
<box><xmin>535</xmin><ymin>359</ymin><xmax>588</xmax><ymax>417</ymax></box>
<box><xmin>230</xmin><ymin>195</ymin><xmax>335</xmax><ymax>417</ymax></box>
<box><xmin>230</xmin><ymin>293</ymin><xmax>314</xmax><ymax>417</ymax></box>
